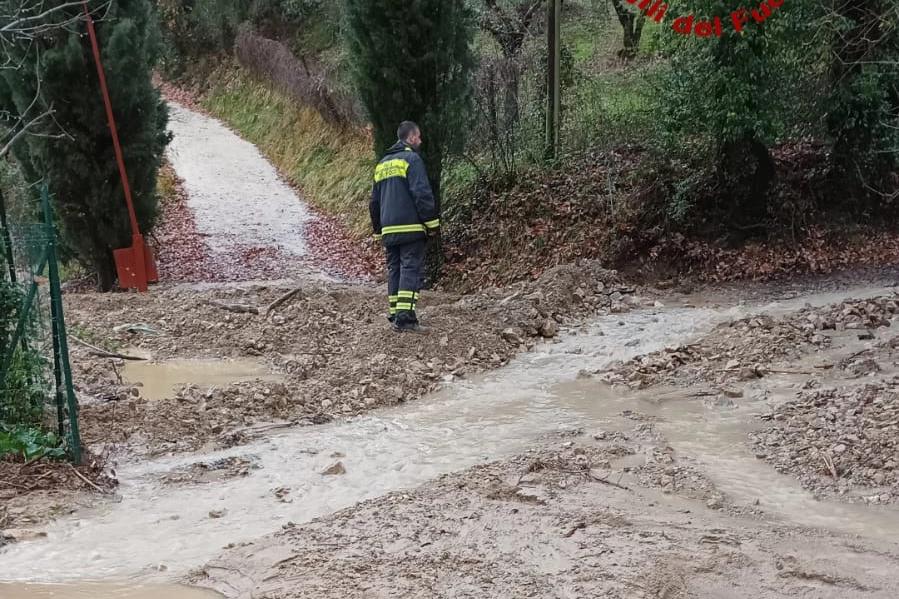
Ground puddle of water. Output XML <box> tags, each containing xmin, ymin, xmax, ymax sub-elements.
<box><xmin>3</xmin><ymin>285</ymin><xmax>898</xmax><ymax>583</ymax></box>
<box><xmin>0</xmin><ymin>582</ymin><xmax>221</xmax><ymax>599</ymax></box>
<box><xmin>122</xmin><ymin>358</ymin><xmax>283</xmax><ymax>401</ymax></box>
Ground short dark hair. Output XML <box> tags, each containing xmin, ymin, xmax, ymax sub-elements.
<box><xmin>397</xmin><ymin>121</ymin><xmax>419</xmax><ymax>141</ymax></box>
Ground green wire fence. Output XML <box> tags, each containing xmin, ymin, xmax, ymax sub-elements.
<box><xmin>0</xmin><ymin>184</ymin><xmax>82</xmax><ymax>464</ymax></box>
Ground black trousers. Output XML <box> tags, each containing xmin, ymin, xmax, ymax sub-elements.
<box><xmin>386</xmin><ymin>239</ymin><xmax>425</xmax><ymax>325</ymax></box>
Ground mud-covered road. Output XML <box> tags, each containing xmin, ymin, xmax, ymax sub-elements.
<box><xmin>4</xmin><ymin>282</ymin><xmax>899</xmax><ymax>599</ymax></box>
<box><xmin>4</xmin><ymin>101</ymin><xmax>899</xmax><ymax>598</ymax></box>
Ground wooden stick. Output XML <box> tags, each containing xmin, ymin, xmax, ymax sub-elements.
<box><xmin>69</xmin><ymin>464</ymin><xmax>109</xmax><ymax>495</ymax></box>
<box><xmin>204</xmin><ymin>300</ymin><xmax>260</xmax><ymax>315</ymax></box>
<box><xmin>764</xmin><ymin>369</ymin><xmax>813</xmax><ymax>375</ymax></box>
<box><xmin>70</xmin><ymin>335</ymin><xmax>146</xmax><ymax>361</ymax></box>
<box><xmin>587</xmin><ymin>470</ymin><xmax>631</xmax><ymax>491</ymax></box>
<box><xmin>88</xmin><ymin>350</ymin><xmax>146</xmax><ymax>361</ymax></box>
<box><xmin>0</xmin><ymin>478</ymin><xmax>28</xmax><ymax>490</ymax></box>
<box><xmin>846</xmin><ymin>348</ymin><xmax>871</xmax><ymax>361</ymax></box>
<box><xmin>266</xmin><ymin>288</ymin><xmax>301</xmax><ymax>315</ymax></box>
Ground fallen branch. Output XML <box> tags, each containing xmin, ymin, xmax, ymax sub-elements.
<box><xmin>204</xmin><ymin>300</ymin><xmax>260</xmax><ymax>315</ymax></box>
<box><xmin>0</xmin><ymin>478</ymin><xmax>28</xmax><ymax>490</ymax></box>
<box><xmin>70</xmin><ymin>334</ymin><xmax>146</xmax><ymax>361</ymax></box>
<box><xmin>69</xmin><ymin>464</ymin><xmax>109</xmax><ymax>495</ymax></box>
<box><xmin>846</xmin><ymin>348</ymin><xmax>872</xmax><ymax>362</ymax></box>
<box><xmin>764</xmin><ymin>368</ymin><xmax>813</xmax><ymax>376</ymax></box>
<box><xmin>266</xmin><ymin>288</ymin><xmax>301</xmax><ymax>315</ymax></box>
<box><xmin>87</xmin><ymin>350</ymin><xmax>146</xmax><ymax>361</ymax></box>
<box><xmin>587</xmin><ymin>470</ymin><xmax>631</xmax><ymax>491</ymax></box>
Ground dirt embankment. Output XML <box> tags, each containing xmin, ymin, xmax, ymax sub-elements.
<box><xmin>66</xmin><ymin>261</ymin><xmax>639</xmax><ymax>456</ymax></box>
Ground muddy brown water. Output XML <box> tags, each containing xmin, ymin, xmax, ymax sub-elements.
<box><xmin>3</xmin><ymin>286</ymin><xmax>899</xmax><ymax>591</ymax></box>
<box><xmin>121</xmin><ymin>358</ymin><xmax>283</xmax><ymax>401</ymax></box>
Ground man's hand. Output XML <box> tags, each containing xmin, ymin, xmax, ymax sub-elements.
<box><xmin>427</xmin><ymin>228</ymin><xmax>440</xmax><ymax>238</ymax></box>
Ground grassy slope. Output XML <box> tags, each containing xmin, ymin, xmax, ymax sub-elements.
<box><xmin>200</xmin><ymin>65</ymin><xmax>375</xmax><ymax>236</ymax></box>
<box><xmin>192</xmin><ymin>2</ymin><xmax>662</xmax><ymax>239</ymax></box>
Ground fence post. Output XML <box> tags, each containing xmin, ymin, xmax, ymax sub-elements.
<box><xmin>41</xmin><ymin>185</ymin><xmax>82</xmax><ymax>464</ymax></box>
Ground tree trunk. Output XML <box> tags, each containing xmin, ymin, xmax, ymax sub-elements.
<box><xmin>96</xmin><ymin>253</ymin><xmax>117</xmax><ymax>292</ymax></box>
<box><xmin>423</xmin><ymin>152</ymin><xmax>444</xmax><ymax>288</ymax></box>
<box><xmin>501</xmin><ymin>56</ymin><xmax>521</xmax><ymax>134</ymax></box>
<box><xmin>718</xmin><ymin>135</ymin><xmax>774</xmax><ymax>229</ymax></box>
<box><xmin>611</xmin><ymin>0</ymin><xmax>644</xmax><ymax>58</ymax></box>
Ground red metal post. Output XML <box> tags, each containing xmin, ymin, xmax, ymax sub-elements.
<box><xmin>82</xmin><ymin>1</ymin><xmax>149</xmax><ymax>291</ymax></box>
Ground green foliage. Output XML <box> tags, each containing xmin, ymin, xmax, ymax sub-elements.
<box><xmin>2</xmin><ymin>0</ymin><xmax>171</xmax><ymax>290</ymax></box>
<box><xmin>0</xmin><ymin>424</ymin><xmax>65</xmax><ymax>461</ymax></box>
<box><xmin>157</xmin><ymin>0</ymin><xmax>332</xmax><ymax>72</ymax></box>
<box><xmin>657</xmin><ymin>3</ymin><xmax>784</xmax><ymax>156</ymax></box>
<box><xmin>344</xmin><ymin>0</ymin><xmax>478</xmax><ymax>203</ymax></box>
<box><xmin>157</xmin><ymin>0</ymin><xmax>250</xmax><ymax>73</ymax></box>
<box><xmin>824</xmin><ymin>1</ymin><xmax>899</xmax><ymax>195</ymax></box>
<box><xmin>0</xmin><ymin>275</ymin><xmax>45</xmax><ymax>428</ymax></box>
<box><xmin>654</xmin><ymin>0</ymin><xmax>801</xmax><ymax>224</ymax></box>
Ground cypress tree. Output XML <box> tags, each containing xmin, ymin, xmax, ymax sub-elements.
<box><xmin>1</xmin><ymin>0</ymin><xmax>170</xmax><ymax>291</ymax></box>
<box><xmin>344</xmin><ymin>0</ymin><xmax>477</xmax><ymax>281</ymax></box>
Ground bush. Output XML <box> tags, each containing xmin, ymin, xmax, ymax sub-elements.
<box><xmin>0</xmin><ymin>278</ymin><xmax>46</xmax><ymax>429</ymax></box>
<box><xmin>825</xmin><ymin>0</ymin><xmax>899</xmax><ymax>199</ymax></box>
<box><xmin>234</xmin><ymin>26</ymin><xmax>361</xmax><ymax>126</ymax></box>
<box><xmin>654</xmin><ymin>0</ymin><xmax>795</xmax><ymax>228</ymax></box>
<box><xmin>0</xmin><ymin>424</ymin><xmax>65</xmax><ymax>461</ymax></box>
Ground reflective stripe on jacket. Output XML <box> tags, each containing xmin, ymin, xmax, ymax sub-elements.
<box><xmin>369</xmin><ymin>141</ymin><xmax>439</xmax><ymax>246</ymax></box>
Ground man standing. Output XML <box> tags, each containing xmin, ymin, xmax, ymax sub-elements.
<box><xmin>370</xmin><ymin>121</ymin><xmax>440</xmax><ymax>332</ymax></box>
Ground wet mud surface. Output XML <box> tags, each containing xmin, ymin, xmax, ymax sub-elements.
<box><xmin>4</xmin><ymin>282</ymin><xmax>899</xmax><ymax>599</ymax></box>
<box><xmin>7</xmin><ymin>102</ymin><xmax>899</xmax><ymax>596</ymax></box>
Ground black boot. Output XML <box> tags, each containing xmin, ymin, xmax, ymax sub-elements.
<box><xmin>392</xmin><ymin>314</ymin><xmax>427</xmax><ymax>334</ymax></box>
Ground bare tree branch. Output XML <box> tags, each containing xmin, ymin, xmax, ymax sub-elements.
<box><xmin>1</xmin><ymin>1</ymin><xmax>90</xmax><ymax>35</ymax></box>
<box><xmin>0</xmin><ymin>105</ymin><xmax>53</xmax><ymax>158</ymax></box>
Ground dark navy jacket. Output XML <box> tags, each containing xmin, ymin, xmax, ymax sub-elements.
<box><xmin>369</xmin><ymin>141</ymin><xmax>439</xmax><ymax>247</ymax></box>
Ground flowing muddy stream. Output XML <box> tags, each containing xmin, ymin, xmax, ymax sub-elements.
<box><xmin>0</xmin><ymin>582</ymin><xmax>222</xmax><ymax>599</ymax></box>
<box><xmin>3</xmin><ymin>286</ymin><xmax>899</xmax><ymax>588</ymax></box>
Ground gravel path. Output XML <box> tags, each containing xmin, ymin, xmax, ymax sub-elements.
<box><xmin>163</xmin><ymin>102</ymin><xmax>325</xmax><ymax>281</ymax></box>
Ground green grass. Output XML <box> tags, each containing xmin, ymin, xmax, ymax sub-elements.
<box><xmin>201</xmin><ymin>65</ymin><xmax>375</xmax><ymax>236</ymax></box>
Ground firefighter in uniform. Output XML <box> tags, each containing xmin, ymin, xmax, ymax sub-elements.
<box><xmin>369</xmin><ymin>121</ymin><xmax>439</xmax><ymax>332</ymax></box>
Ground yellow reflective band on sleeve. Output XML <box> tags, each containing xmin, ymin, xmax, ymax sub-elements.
<box><xmin>396</xmin><ymin>302</ymin><xmax>413</xmax><ymax>310</ymax></box>
<box><xmin>413</xmin><ymin>292</ymin><xmax>420</xmax><ymax>300</ymax></box>
<box><xmin>424</xmin><ymin>219</ymin><xmax>440</xmax><ymax>229</ymax></box>
<box><xmin>374</xmin><ymin>159</ymin><xmax>409</xmax><ymax>182</ymax></box>
<box><xmin>381</xmin><ymin>224</ymin><xmax>426</xmax><ymax>235</ymax></box>
<box><xmin>374</xmin><ymin>234</ymin><xmax>382</xmax><ymax>240</ymax></box>
<box><xmin>397</xmin><ymin>290</ymin><xmax>414</xmax><ymax>299</ymax></box>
